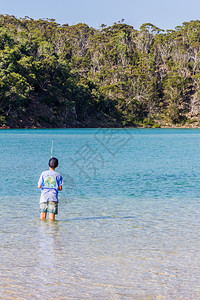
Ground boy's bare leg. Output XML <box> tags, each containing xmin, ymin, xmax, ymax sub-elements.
<box><xmin>40</xmin><ymin>212</ymin><xmax>47</xmax><ymax>219</ymax></box>
<box><xmin>49</xmin><ymin>213</ymin><xmax>55</xmax><ymax>221</ymax></box>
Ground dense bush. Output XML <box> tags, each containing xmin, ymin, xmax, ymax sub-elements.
<box><xmin>1</xmin><ymin>15</ymin><xmax>200</xmax><ymax>127</ymax></box>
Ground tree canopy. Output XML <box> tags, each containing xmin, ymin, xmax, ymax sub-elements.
<box><xmin>1</xmin><ymin>15</ymin><xmax>200</xmax><ymax>128</ymax></box>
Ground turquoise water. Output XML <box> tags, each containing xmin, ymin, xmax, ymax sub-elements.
<box><xmin>0</xmin><ymin>128</ymin><xmax>200</xmax><ymax>299</ymax></box>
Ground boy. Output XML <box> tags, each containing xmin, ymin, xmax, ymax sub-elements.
<box><xmin>38</xmin><ymin>157</ymin><xmax>63</xmax><ymax>220</ymax></box>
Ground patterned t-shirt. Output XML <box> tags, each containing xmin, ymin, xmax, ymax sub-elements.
<box><xmin>38</xmin><ymin>170</ymin><xmax>63</xmax><ymax>203</ymax></box>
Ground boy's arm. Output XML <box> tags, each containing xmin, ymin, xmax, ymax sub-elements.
<box><xmin>58</xmin><ymin>175</ymin><xmax>63</xmax><ymax>191</ymax></box>
<box><xmin>38</xmin><ymin>173</ymin><xmax>43</xmax><ymax>189</ymax></box>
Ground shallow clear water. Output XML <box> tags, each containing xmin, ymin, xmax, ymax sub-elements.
<box><xmin>0</xmin><ymin>128</ymin><xmax>200</xmax><ymax>299</ymax></box>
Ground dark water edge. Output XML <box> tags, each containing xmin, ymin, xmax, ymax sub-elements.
<box><xmin>1</xmin><ymin>124</ymin><xmax>200</xmax><ymax>129</ymax></box>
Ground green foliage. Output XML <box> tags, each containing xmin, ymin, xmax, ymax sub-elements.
<box><xmin>0</xmin><ymin>115</ymin><xmax>6</xmax><ymax>125</ymax></box>
<box><xmin>0</xmin><ymin>15</ymin><xmax>200</xmax><ymax>128</ymax></box>
<box><xmin>153</xmin><ymin>124</ymin><xmax>161</xmax><ymax>128</ymax></box>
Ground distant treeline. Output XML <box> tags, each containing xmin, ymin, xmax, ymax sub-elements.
<box><xmin>1</xmin><ymin>15</ymin><xmax>200</xmax><ymax>128</ymax></box>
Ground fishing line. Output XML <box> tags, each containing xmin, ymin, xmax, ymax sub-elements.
<box><xmin>50</xmin><ymin>139</ymin><xmax>54</xmax><ymax>158</ymax></box>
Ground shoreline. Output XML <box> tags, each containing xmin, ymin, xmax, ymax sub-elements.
<box><xmin>1</xmin><ymin>125</ymin><xmax>200</xmax><ymax>129</ymax></box>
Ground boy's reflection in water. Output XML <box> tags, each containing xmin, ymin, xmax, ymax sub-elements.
<box><xmin>38</xmin><ymin>221</ymin><xmax>65</xmax><ymax>284</ymax></box>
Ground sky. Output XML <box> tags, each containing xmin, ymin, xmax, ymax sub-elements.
<box><xmin>1</xmin><ymin>0</ymin><xmax>200</xmax><ymax>30</ymax></box>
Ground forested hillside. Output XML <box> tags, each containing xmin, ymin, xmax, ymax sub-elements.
<box><xmin>1</xmin><ymin>15</ymin><xmax>200</xmax><ymax>128</ymax></box>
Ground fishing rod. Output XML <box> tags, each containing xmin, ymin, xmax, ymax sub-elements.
<box><xmin>50</xmin><ymin>139</ymin><xmax>54</xmax><ymax>158</ymax></box>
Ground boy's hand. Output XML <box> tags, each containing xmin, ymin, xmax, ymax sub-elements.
<box><xmin>38</xmin><ymin>184</ymin><xmax>42</xmax><ymax>189</ymax></box>
<box><xmin>58</xmin><ymin>185</ymin><xmax>62</xmax><ymax>191</ymax></box>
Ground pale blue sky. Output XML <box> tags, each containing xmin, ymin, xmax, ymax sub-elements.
<box><xmin>1</xmin><ymin>0</ymin><xmax>200</xmax><ymax>30</ymax></box>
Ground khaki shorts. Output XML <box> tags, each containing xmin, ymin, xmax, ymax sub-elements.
<box><xmin>40</xmin><ymin>201</ymin><xmax>58</xmax><ymax>214</ymax></box>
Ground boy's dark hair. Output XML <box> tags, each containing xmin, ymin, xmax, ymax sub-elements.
<box><xmin>48</xmin><ymin>157</ymin><xmax>58</xmax><ymax>168</ymax></box>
